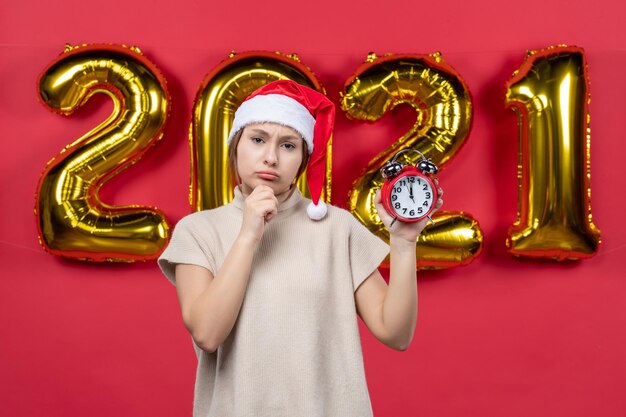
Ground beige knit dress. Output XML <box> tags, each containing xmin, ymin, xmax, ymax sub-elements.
<box><xmin>158</xmin><ymin>187</ymin><xmax>390</xmax><ymax>417</ymax></box>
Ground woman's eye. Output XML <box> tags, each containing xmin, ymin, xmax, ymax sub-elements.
<box><xmin>282</xmin><ymin>142</ymin><xmax>296</xmax><ymax>150</ymax></box>
<box><xmin>251</xmin><ymin>137</ymin><xmax>264</xmax><ymax>144</ymax></box>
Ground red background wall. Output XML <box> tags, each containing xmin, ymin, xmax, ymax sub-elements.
<box><xmin>2</xmin><ymin>1</ymin><xmax>625</xmax><ymax>416</ymax></box>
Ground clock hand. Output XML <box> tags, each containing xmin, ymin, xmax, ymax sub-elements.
<box><xmin>408</xmin><ymin>183</ymin><xmax>415</xmax><ymax>203</ymax></box>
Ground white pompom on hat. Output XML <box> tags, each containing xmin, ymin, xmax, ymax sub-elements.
<box><xmin>227</xmin><ymin>80</ymin><xmax>335</xmax><ymax>220</ymax></box>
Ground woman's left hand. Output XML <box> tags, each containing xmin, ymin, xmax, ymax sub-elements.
<box><xmin>374</xmin><ymin>179</ymin><xmax>444</xmax><ymax>243</ymax></box>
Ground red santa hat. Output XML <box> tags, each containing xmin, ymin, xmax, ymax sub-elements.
<box><xmin>227</xmin><ymin>80</ymin><xmax>335</xmax><ymax>220</ymax></box>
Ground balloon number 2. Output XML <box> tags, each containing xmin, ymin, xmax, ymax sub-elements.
<box><xmin>35</xmin><ymin>44</ymin><xmax>600</xmax><ymax>264</ymax></box>
<box><xmin>341</xmin><ymin>53</ymin><xmax>483</xmax><ymax>269</ymax></box>
<box><xmin>36</xmin><ymin>44</ymin><xmax>171</xmax><ymax>262</ymax></box>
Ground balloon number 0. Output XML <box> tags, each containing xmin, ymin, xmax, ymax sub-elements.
<box><xmin>190</xmin><ymin>51</ymin><xmax>331</xmax><ymax>212</ymax></box>
<box><xmin>35</xmin><ymin>44</ymin><xmax>600</xmax><ymax>264</ymax></box>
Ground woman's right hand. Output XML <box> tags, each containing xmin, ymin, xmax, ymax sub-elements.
<box><xmin>239</xmin><ymin>185</ymin><xmax>279</xmax><ymax>243</ymax></box>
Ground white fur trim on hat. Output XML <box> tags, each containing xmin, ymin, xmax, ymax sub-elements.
<box><xmin>228</xmin><ymin>94</ymin><xmax>316</xmax><ymax>154</ymax></box>
<box><xmin>306</xmin><ymin>200</ymin><xmax>327</xmax><ymax>221</ymax></box>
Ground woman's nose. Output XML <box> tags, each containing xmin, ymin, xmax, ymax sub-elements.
<box><xmin>264</xmin><ymin>147</ymin><xmax>278</xmax><ymax>166</ymax></box>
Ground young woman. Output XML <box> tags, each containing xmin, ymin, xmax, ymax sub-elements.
<box><xmin>158</xmin><ymin>80</ymin><xmax>443</xmax><ymax>417</ymax></box>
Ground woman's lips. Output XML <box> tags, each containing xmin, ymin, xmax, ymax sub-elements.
<box><xmin>257</xmin><ymin>171</ymin><xmax>279</xmax><ymax>180</ymax></box>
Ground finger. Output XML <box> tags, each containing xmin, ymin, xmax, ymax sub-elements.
<box><xmin>254</xmin><ymin>184</ymin><xmax>273</xmax><ymax>192</ymax></box>
<box><xmin>249</xmin><ymin>189</ymin><xmax>277</xmax><ymax>204</ymax></box>
<box><xmin>251</xmin><ymin>190</ymin><xmax>278</xmax><ymax>205</ymax></box>
<box><xmin>264</xmin><ymin>205</ymin><xmax>278</xmax><ymax>223</ymax></box>
<box><xmin>373</xmin><ymin>189</ymin><xmax>386</xmax><ymax>214</ymax></box>
<box><xmin>257</xmin><ymin>200</ymin><xmax>277</xmax><ymax>213</ymax></box>
<box><xmin>252</xmin><ymin>185</ymin><xmax>275</xmax><ymax>198</ymax></box>
<box><xmin>374</xmin><ymin>201</ymin><xmax>396</xmax><ymax>227</ymax></box>
<box><xmin>252</xmin><ymin>187</ymin><xmax>274</xmax><ymax>198</ymax></box>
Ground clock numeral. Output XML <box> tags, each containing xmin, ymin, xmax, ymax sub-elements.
<box><xmin>394</xmin><ymin>202</ymin><xmax>401</xmax><ymax>209</ymax></box>
<box><xmin>425</xmin><ymin>192</ymin><xmax>431</xmax><ymax>199</ymax></box>
<box><xmin>423</xmin><ymin>184</ymin><xmax>428</xmax><ymax>191</ymax></box>
<box><xmin>409</xmin><ymin>209</ymin><xmax>415</xmax><ymax>216</ymax></box>
<box><xmin>391</xmin><ymin>194</ymin><xmax>398</xmax><ymax>201</ymax></box>
<box><xmin>418</xmin><ymin>207</ymin><xmax>423</xmax><ymax>214</ymax></box>
<box><xmin>423</xmin><ymin>201</ymin><xmax>429</xmax><ymax>207</ymax></box>
<box><xmin>408</xmin><ymin>177</ymin><xmax>415</xmax><ymax>183</ymax></box>
<box><xmin>394</xmin><ymin>187</ymin><xmax>402</xmax><ymax>193</ymax></box>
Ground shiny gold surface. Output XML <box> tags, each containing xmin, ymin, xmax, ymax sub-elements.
<box><xmin>506</xmin><ymin>46</ymin><xmax>601</xmax><ymax>260</ymax></box>
<box><xmin>342</xmin><ymin>53</ymin><xmax>482</xmax><ymax>269</ymax></box>
<box><xmin>36</xmin><ymin>44</ymin><xmax>171</xmax><ymax>262</ymax></box>
<box><xmin>190</xmin><ymin>51</ymin><xmax>330</xmax><ymax>211</ymax></box>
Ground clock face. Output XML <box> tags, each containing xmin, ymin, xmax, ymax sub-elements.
<box><xmin>389</xmin><ymin>175</ymin><xmax>435</xmax><ymax>220</ymax></box>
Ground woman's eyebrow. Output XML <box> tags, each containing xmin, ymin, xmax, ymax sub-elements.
<box><xmin>249</xmin><ymin>128</ymin><xmax>300</xmax><ymax>141</ymax></box>
<box><xmin>248</xmin><ymin>128</ymin><xmax>269</xmax><ymax>135</ymax></box>
<box><xmin>279</xmin><ymin>134</ymin><xmax>300</xmax><ymax>141</ymax></box>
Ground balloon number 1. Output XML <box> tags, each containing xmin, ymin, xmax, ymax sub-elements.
<box><xmin>35</xmin><ymin>44</ymin><xmax>600</xmax><ymax>264</ymax></box>
<box><xmin>505</xmin><ymin>46</ymin><xmax>601</xmax><ymax>260</ymax></box>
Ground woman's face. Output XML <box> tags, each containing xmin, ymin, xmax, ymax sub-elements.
<box><xmin>236</xmin><ymin>122</ymin><xmax>305</xmax><ymax>196</ymax></box>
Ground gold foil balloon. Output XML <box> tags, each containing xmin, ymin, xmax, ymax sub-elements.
<box><xmin>36</xmin><ymin>44</ymin><xmax>171</xmax><ymax>262</ymax></box>
<box><xmin>505</xmin><ymin>46</ymin><xmax>601</xmax><ymax>260</ymax></box>
<box><xmin>190</xmin><ymin>51</ymin><xmax>330</xmax><ymax>211</ymax></box>
<box><xmin>342</xmin><ymin>53</ymin><xmax>483</xmax><ymax>269</ymax></box>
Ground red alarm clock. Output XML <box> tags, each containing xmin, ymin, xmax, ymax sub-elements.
<box><xmin>380</xmin><ymin>150</ymin><xmax>439</xmax><ymax>224</ymax></box>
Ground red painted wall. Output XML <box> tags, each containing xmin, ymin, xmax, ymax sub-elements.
<box><xmin>2</xmin><ymin>1</ymin><xmax>625</xmax><ymax>416</ymax></box>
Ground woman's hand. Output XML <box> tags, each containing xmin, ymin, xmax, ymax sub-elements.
<box><xmin>239</xmin><ymin>185</ymin><xmax>279</xmax><ymax>243</ymax></box>
<box><xmin>374</xmin><ymin>179</ymin><xmax>444</xmax><ymax>244</ymax></box>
